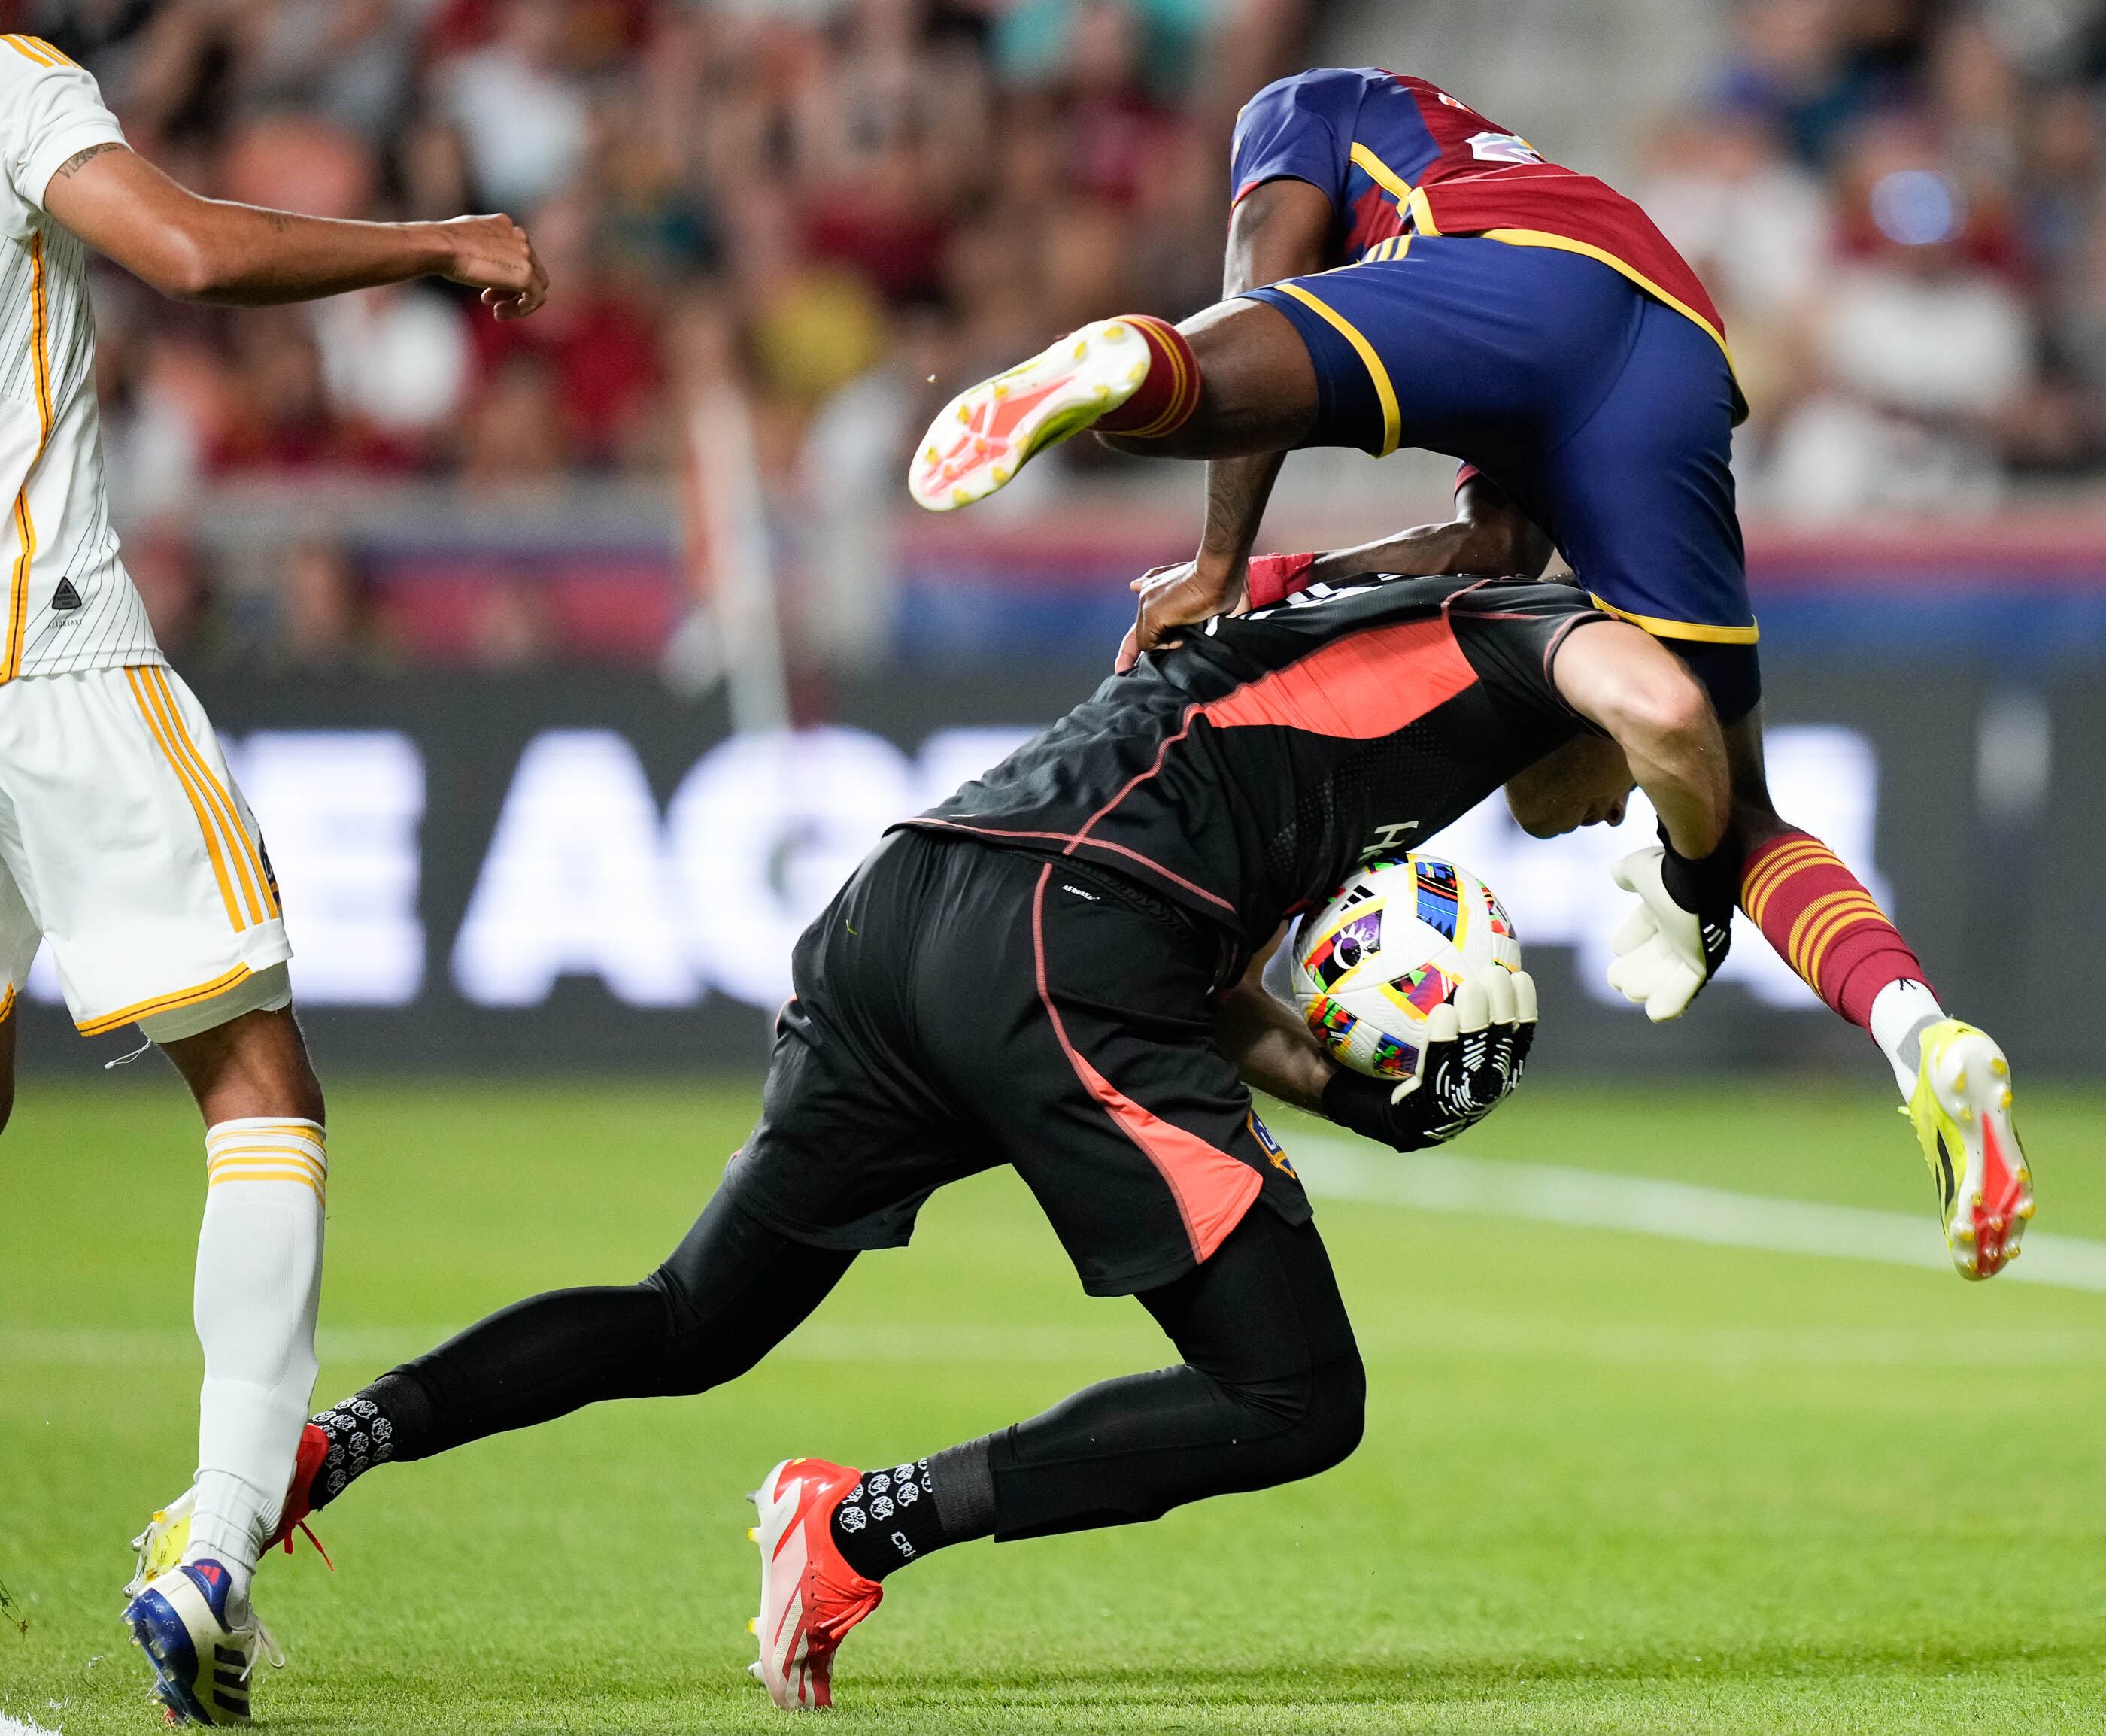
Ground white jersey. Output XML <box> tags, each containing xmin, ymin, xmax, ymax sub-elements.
<box><xmin>0</xmin><ymin>34</ymin><xmax>158</xmax><ymax>681</ymax></box>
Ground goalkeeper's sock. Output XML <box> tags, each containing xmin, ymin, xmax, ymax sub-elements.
<box><xmin>305</xmin><ymin>1370</ymin><xmax>430</xmax><ymax>1509</ymax></box>
<box><xmin>1094</xmin><ymin>315</ymin><xmax>1202</xmax><ymax>439</ymax></box>
<box><xmin>827</xmin><ymin>1439</ymin><xmax>997</xmax><ymax>1580</ymax></box>
<box><xmin>1740</xmin><ymin>830</ymin><xmax>1937</xmax><ymax>1087</ymax></box>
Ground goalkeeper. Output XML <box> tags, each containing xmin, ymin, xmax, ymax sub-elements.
<box><xmin>171</xmin><ymin>572</ymin><xmax>1728</xmax><ymax>1711</ymax></box>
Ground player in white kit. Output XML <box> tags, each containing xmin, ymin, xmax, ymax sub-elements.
<box><xmin>0</xmin><ymin>32</ymin><xmax>548</xmax><ymax>1724</ymax></box>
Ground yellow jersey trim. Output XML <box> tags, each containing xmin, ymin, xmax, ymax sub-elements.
<box><xmin>2</xmin><ymin>35</ymin><xmax>56</xmax><ymax>66</ymax></box>
<box><xmin>1269</xmin><ymin>280</ymin><xmax>1402</xmax><ymax>457</ymax></box>
<box><xmin>1349</xmin><ymin>142</ymin><xmax>1414</xmax><ymax>206</ymax></box>
<box><xmin>77</xmin><ymin>964</ymin><xmax>253</xmax><ymax>1037</ymax></box>
<box><xmin>4</xmin><ymin>233</ymin><xmax>50</xmax><ymax>683</ymax></box>
<box><xmin>1476</xmin><ymin>227</ymin><xmax>1734</xmax><ymax>369</ymax></box>
<box><xmin>1588</xmin><ymin>593</ymin><xmax>1759</xmax><ymax>645</ymax></box>
<box><xmin>0</xmin><ymin>982</ymin><xmax>14</xmax><ymax>1023</ymax></box>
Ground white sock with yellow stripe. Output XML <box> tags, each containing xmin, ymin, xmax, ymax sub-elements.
<box><xmin>184</xmin><ymin>1118</ymin><xmax>327</xmax><ymax>1601</ymax></box>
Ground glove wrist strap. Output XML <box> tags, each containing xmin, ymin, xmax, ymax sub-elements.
<box><xmin>1320</xmin><ymin>1067</ymin><xmax>1396</xmax><ymax>1145</ymax></box>
<box><xmin>1659</xmin><ymin>830</ymin><xmax>1739</xmax><ymax>924</ymax></box>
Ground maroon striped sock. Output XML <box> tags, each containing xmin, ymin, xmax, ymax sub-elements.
<box><xmin>1097</xmin><ymin>315</ymin><xmax>1202</xmax><ymax>438</ymax></box>
<box><xmin>1740</xmin><ymin>830</ymin><xmax>1929</xmax><ymax>1028</ymax></box>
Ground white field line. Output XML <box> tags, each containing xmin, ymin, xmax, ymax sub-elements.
<box><xmin>5</xmin><ymin>1319</ymin><xmax>2106</xmax><ymax>1372</ymax></box>
<box><xmin>0</xmin><ymin>1716</ymin><xmax>60</xmax><ymax>1735</ymax></box>
<box><xmin>1291</xmin><ymin>1135</ymin><xmax>2106</xmax><ymax>1293</ymax></box>
<box><xmin>9</xmin><ymin>1155</ymin><xmax>2106</xmax><ymax>1378</ymax></box>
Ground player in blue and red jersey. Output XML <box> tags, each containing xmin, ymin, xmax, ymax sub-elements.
<box><xmin>910</xmin><ymin>66</ymin><xmax>2033</xmax><ymax>1281</ymax></box>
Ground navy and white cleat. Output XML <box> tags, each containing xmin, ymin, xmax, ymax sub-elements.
<box><xmin>123</xmin><ymin>1559</ymin><xmax>281</xmax><ymax>1726</ymax></box>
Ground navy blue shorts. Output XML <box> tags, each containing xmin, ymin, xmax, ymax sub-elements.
<box><xmin>1246</xmin><ymin>237</ymin><xmax>1759</xmax><ymax>721</ymax></box>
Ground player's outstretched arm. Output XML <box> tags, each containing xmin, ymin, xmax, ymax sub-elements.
<box><xmin>1553</xmin><ymin>620</ymin><xmax>1728</xmax><ymax>859</ymax></box>
<box><xmin>1554</xmin><ymin>619</ymin><xmax>1740</xmax><ymax>1020</ymax></box>
<box><xmin>41</xmin><ymin>143</ymin><xmax>546</xmax><ymax>318</ymax></box>
<box><xmin>1238</xmin><ymin>477</ymin><xmax>1559</xmax><ymax>615</ymax></box>
<box><xmin>1312</xmin><ymin>476</ymin><xmax>1557</xmax><ymax>587</ymax></box>
<box><xmin>1121</xmin><ymin>178</ymin><xmax>1335</xmax><ymax>670</ymax></box>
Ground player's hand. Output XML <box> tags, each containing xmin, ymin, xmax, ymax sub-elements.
<box><xmin>1319</xmin><ymin>970</ymin><xmax>1538</xmax><ymax>1152</ymax></box>
<box><xmin>1115</xmin><ymin>558</ymin><xmax>1245</xmax><ymax>672</ymax></box>
<box><xmin>429</xmin><ymin>214</ymin><xmax>547</xmax><ymax>320</ymax></box>
<box><xmin>1604</xmin><ymin>840</ymin><xmax>1737</xmax><ymax>1021</ymax></box>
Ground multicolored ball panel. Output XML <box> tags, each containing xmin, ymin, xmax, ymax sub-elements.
<box><xmin>1303</xmin><ymin>907</ymin><xmax>1385</xmax><ymax>991</ymax></box>
<box><xmin>1367</xmin><ymin>1032</ymin><xmax>1419</xmax><ymax>1079</ymax></box>
<box><xmin>1289</xmin><ymin>852</ymin><xmax>1524</xmax><ymax>1084</ymax></box>
<box><xmin>1413</xmin><ymin>860</ymin><xmax>1464</xmax><ymax>946</ymax></box>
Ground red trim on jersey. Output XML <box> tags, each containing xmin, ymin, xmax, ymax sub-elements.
<box><xmin>1030</xmin><ymin>864</ymin><xmax>1261</xmax><ymax>1264</ymax></box>
<box><xmin>1070</xmin><ymin>712</ymin><xmax>1198</xmax><ymax>850</ymax></box>
<box><xmin>1200</xmin><ymin>615</ymin><xmax>1478</xmax><ymax>736</ymax></box>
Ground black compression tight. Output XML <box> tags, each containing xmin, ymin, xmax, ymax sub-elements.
<box><xmin>361</xmin><ymin>1191</ymin><xmax>1364</xmax><ymax>1540</ymax></box>
<box><xmin>372</xmin><ymin>1187</ymin><xmax>858</xmax><ymax>1456</ymax></box>
<box><xmin>991</xmin><ymin>1206</ymin><xmax>1366</xmax><ymax>1538</ymax></box>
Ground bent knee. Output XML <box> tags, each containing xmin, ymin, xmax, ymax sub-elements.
<box><xmin>1294</xmin><ymin>1352</ymin><xmax>1367</xmax><ymax>1477</ymax></box>
<box><xmin>1233</xmin><ymin>1351</ymin><xmax>1367</xmax><ymax>1484</ymax></box>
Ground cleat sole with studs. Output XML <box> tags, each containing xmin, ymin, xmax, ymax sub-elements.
<box><xmin>1923</xmin><ymin>1025</ymin><xmax>2034</xmax><ymax>1280</ymax></box>
<box><xmin>908</xmin><ymin>320</ymin><xmax>1152</xmax><ymax>513</ymax></box>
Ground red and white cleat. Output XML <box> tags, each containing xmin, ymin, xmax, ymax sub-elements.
<box><xmin>908</xmin><ymin>319</ymin><xmax>1152</xmax><ymax>511</ymax></box>
<box><xmin>263</xmin><ymin>1422</ymin><xmax>333</xmax><ymax>1561</ymax></box>
<box><xmin>745</xmin><ymin>1458</ymin><xmax>882</xmax><ymax>1711</ymax></box>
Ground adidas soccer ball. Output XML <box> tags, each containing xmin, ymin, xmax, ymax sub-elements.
<box><xmin>1290</xmin><ymin>854</ymin><xmax>1522</xmax><ymax>1082</ymax></box>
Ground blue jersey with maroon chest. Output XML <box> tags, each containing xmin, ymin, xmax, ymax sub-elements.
<box><xmin>1232</xmin><ymin>66</ymin><xmax>1539</xmax><ymax>263</ymax></box>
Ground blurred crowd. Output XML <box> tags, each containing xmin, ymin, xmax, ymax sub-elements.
<box><xmin>1644</xmin><ymin>0</ymin><xmax>2106</xmax><ymax>519</ymax></box>
<box><xmin>26</xmin><ymin>0</ymin><xmax>2106</xmax><ymax>666</ymax></box>
<box><xmin>21</xmin><ymin>0</ymin><xmax>1302</xmax><ymax>664</ymax></box>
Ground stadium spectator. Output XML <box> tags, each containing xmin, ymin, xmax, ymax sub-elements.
<box><xmin>41</xmin><ymin>0</ymin><xmax>2106</xmax><ymax>659</ymax></box>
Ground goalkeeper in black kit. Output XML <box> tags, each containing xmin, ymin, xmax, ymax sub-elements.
<box><xmin>284</xmin><ymin>571</ymin><xmax>1735</xmax><ymax>1710</ymax></box>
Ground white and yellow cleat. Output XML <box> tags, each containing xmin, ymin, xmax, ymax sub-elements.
<box><xmin>909</xmin><ymin>319</ymin><xmax>1152</xmax><ymax>511</ymax></box>
<box><xmin>126</xmin><ymin>1486</ymin><xmax>196</xmax><ymax>1598</ymax></box>
<box><xmin>1909</xmin><ymin>1019</ymin><xmax>2033</xmax><ymax>1280</ymax></box>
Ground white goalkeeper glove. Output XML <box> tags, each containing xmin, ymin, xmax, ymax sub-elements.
<box><xmin>1605</xmin><ymin>839</ymin><xmax>1737</xmax><ymax>1022</ymax></box>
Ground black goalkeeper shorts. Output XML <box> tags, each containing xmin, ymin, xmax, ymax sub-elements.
<box><xmin>723</xmin><ymin>829</ymin><xmax>1312</xmax><ymax>1296</ymax></box>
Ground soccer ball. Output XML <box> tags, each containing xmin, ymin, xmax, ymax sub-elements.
<box><xmin>1290</xmin><ymin>854</ymin><xmax>1522</xmax><ymax>1082</ymax></box>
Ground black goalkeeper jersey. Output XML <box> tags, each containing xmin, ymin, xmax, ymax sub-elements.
<box><xmin>905</xmin><ymin>573</ymin><xmax>1607</xmax><ymax>949</ymax></box>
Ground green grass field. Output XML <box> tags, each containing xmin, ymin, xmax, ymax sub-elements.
<box><xmin>5</xmin><ymin>1077</ymin><xmax>2106</xmax><ymax>1733</ymax></box>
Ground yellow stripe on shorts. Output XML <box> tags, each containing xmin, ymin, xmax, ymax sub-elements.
<box><xmin>146</xmin><ymin>667</ymin><xmax>274</xmax><ymax>923</ymax></box>
<box><xmin>76</xmin><ymin>963</ymin><xmax>253</xmax><ymax>1037</ymax></box>
<box><xmin>1267</xmin><ymin>281</ymin><xmax>1403</xmax><ymax>457</ymax></box>
<box><xmin>126</xmin><ymin>668</ymin><xmax>246</xmax><ymax>931</ymax></box>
